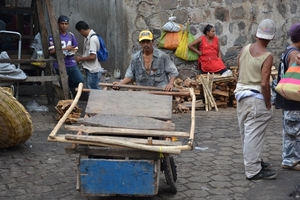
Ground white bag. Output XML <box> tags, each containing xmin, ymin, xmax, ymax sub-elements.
<box><xmin>162</xmin><ymin>16</ymin><xmax>181</xmax><ymax>32</ymax></box>
<box><xmin>114</xmin><ymin>69</ymin><xmax>121</xmax><ymax>79</ymax></box>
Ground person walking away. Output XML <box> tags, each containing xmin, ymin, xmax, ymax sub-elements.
<box><xmin>113</xmin><ymin>30</ymin><xmax>178</xmax><ymax>91</ymax></box>
<box><xmin>234</xmin><ymin>19</ymin><xmax>277</xmax><ymax>180</ymax></box>
<box><xmin>188</xmin><ymin>24</ymin><xmax>232</xmax><ymax>76</ymax></box>
<box><xmin>49</xmin><ymin>15</ymin><xmax>84</xmax><ymax>96</ymax></box>
<box><xmin>75</xmin><ymin>21</ymin><xmax>102</xmax><ymax>89</ymax></box>
<box><xmin>275</xmin><ymin>23</ymin><xmax>300</xmax><ymax>170</ymax></box>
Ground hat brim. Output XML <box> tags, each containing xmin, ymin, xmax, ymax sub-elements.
<box><xmin>139</xmin><ymin>36</ymin><xmax>153</xmax><ymax>42</ymax></box>
<box><xmin>256</xmin><ymin>32</ymin><xmax>274</xmax><ymax>40</ymax></box>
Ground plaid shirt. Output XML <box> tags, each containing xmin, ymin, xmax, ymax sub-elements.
<box><xmin>125</xmin><ymin>48</ymin><xmax>178</xmax><ymax>87</ymax></box>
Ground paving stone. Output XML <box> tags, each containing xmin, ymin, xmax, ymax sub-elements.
<box><xmin>0</xmin><ymin>96</ymin><xmax>298</xmax><ymax>200</ymax></box>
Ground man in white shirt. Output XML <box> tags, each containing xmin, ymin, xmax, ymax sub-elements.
<box><xmin>75</xmin><ymin>21</ymin><xmax>102</xmax><ymax>89</ymax></box>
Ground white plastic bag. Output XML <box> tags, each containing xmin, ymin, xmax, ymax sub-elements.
<box><xmin>26</xmin><ymin>100</ymin><xmax>49</xmax><ymax>112</ymax></box>
<box><xmin>162</xmin><ymin>16</ymin><xmax>181</xmax><ymax>32</ymax></box>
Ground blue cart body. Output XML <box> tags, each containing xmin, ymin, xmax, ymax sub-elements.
<box><xmin>79</xmin><ymin>158</ymin><xmax>160</xmax><ymax>196</ymax></box>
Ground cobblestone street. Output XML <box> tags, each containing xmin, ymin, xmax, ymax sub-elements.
<box><xmin>1</xmin><ymin>97</ymin><xmax>300</xmax><ymax>200</ymax></box>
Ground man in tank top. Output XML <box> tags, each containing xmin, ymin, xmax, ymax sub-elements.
<box><xmin>234</xmin><ymin>19</ymin><xmax>277</xmax><ymax>180</ymax></box>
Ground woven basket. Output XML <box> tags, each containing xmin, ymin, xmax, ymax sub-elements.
<box><xmin>0</xmin><ymin>87</ymin><xmax>33</xmax><ymax>148</ymax></box>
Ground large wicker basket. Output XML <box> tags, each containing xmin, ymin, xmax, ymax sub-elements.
<box><xmin>0</xmin><ymin>87</ymin><xmax>33</xmax><ymax>148</ymax></box>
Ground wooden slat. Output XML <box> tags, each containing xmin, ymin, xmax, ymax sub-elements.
<box><xmin>99</xmin><ymin>83</ymin><xmax>180</xmax><ymax>91</ymax></box>
<box><xmin>45</xmin><ymin>0</ymin><xmax>69</xmax><ymax>99</ymax></box>
<box><xmin>64</xmin><ymin>125</ymin><xmax>190</xmax><ymax>137</ymax></box>
<box><xmin>78</xmin><ymin>114</ymin><xmax>175</xmax><ymax>131</ymax></box>
<box><xmin>64</xmin><ymin>145</ymin><xmax>161</xmax><ymax>159</ymax></box>
<box><xmin>36</xmin><ymin>0</ymin><xmax>56</xmax><ymax>105</ymax></box>
<box><xmin>0</xmin><ymin>59</ymin><xmax>56</xmax><ymax>64</ymax></box>
<box><xmin>86</xmin><ymin>90</ymin><xmax>172</xmax><ymax>119</ymax></box>
<box><xmin>22</xmin><ymin>76</ymin><xmax>59</xmax><ymax>82</ymax></box>
<box><xmin>65</xmin><ymin>134</ymin><xmax>181</xmax><ymax>154</ymax></box>
<box><xmin>212</xmin><ymin>89</ymin><xmax>229</xmax><ymax>97</ymax></box>
<box><xmin>66</xmin><ymin>135</ymin><xmax>182</xmax><ymax>146</ymax></box>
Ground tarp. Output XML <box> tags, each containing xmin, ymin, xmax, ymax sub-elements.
<box><xmin>0</xmin><ymin>51</ymin><xmax>27</xmax><ymax>81</ymax></box>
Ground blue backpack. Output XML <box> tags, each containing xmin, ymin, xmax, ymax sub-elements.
<box><xmin>90</xmin><ymin>34</ymin><xmax>108</xmax><ymax>62</ymax></box>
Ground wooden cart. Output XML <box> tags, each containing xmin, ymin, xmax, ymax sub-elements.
<box><xmin>48</xmin><ymin>83</ymin><xmax>196</xmax><ymax>197</ymax></box>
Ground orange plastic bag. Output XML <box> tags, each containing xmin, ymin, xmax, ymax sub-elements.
<box><xmin>158</xmin><ymin>29</ymin><xmax>182</xmax><ymax>50</ymax></box>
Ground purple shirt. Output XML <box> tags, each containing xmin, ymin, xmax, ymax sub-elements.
<box><xmin>48</xmin><ymin>32</ymin><xmax>78</xmax><ymax>68</ymax></box>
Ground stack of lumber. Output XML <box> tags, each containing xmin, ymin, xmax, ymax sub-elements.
<box><xmin>173</xmin><ymin>68</ymin><xmax>237</xmax><ymax>112</ymax></box>
<box><xmin>172</xmin><ymin>65</ymin><xmax>277</xmax><ymax>111</ymax></box>
<box><xmin>55</xmin><ymin>100</ymin><xmax>82</xmax><ymax>124</ymax></box>
<box><xmin>48</xmin><ymin>84</ymin><xmax>196</xmax><ymax>155</ymax></box>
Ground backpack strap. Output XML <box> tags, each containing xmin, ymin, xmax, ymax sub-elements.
<box><xmin>283</xmin><ymin>47</ymin><xmax>299</xmax><ymax>71</ymax></box>
<box><xmin>90</xmin><ymin>33</ymin><xmax>98</xmax><ymax>40</ymax></box>
<box><xmin>89</xmin><ymin>33</ymin><xmax>100</xmax><ymax>49</ymax></box>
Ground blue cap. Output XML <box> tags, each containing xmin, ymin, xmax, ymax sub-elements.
<box><xmin>58</xmin><ymin>15</ymin><xmax>69</xmax><ymax>23</ymax></box>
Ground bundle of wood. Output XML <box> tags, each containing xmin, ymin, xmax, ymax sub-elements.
<box><xmin>173</xmin><ymin>68</ymin><xmax>238</xmax><ymax>112</ymax></box>
<box><xmin>173</xmin><ymin>65</ymin><xmax>278</xmax><ymax>111</ymax></box>
<box><xmin>55</xmin><ymin>100</ymin><xmax>82</xmax><ymax>124</ymax></box>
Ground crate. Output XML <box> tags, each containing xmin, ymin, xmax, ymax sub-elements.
<box><xmin>79</xmin><ymin>158</ymin><xmax>160</xmax><ymax>196</ymax></box>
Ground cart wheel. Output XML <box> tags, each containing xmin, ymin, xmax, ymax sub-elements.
<box><xmin>163</xmin><ymin>156</ymin><xmax>177</xmax><ymax>193</ymax></box>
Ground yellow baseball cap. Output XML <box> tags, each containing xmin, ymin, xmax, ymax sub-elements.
<box><xmin>139</xmin><ymin>30</ymin><xmax>153</xmax><ymax>42</ymax></box>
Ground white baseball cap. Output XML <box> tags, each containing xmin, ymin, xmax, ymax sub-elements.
<box><xmin>256</xmin><ymin>19</ymin><xmax>276</xmax><ymax>40</ymax></box>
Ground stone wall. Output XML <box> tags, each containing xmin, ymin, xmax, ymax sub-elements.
<box><xmin>29</xmin><ymin>0</ymin><xmax>300</xmax><ymax>79</ymax></box>
<box><xmin>123</xmin><ymin>0</ymin><xmax>300</xmax><ymax>79</ymax></box>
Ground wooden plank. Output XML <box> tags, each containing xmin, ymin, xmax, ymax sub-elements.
<box><xmin>86</xmin><ymin>90</ymin><xmax>172</xmax><ymax>119</ymax></box>
<box><xmin>65</xmin><ymin>134</ymin><xmax>181</xmax><ymax>154</ymax></box>
<box><xmin>182</xmin><ymin>100</ymin><xmax>205</xmax><ymax>109</ymax></box>
<box><xmin>0</xmin><ymin>6</ymin><xmax>35</xmax><ymax>14</ymax></box>
<box><xmin>212</xmin><ymin>89</ymin><xmax>229</xmax><ymax>97</ymax></box>
<box><xmin>22</xmin><ymin>76</ymin><xmax>59</xmax><ymax>82</ymax></box>
<box><xmin>65</xmin><ymin>135</ymin><xmax>182</xmax><ymax>146</ymax></box>
<box><xmin>45</xmin><ymin>0</ymin><xmax>69</xmax><ymax>99</ymax></box>
<box><xmin>35</xmin><ymin>0</ymin><xmax>55</xmax><ymax>105</ymax></box>
<box><xmin>99</xmin><ymin>83</ymin><xmax>180</xmax><ymax>91</ymax></box>
<box><xmin>64</xmin><ymin>145</ymin><xmax>161</xmax><ymax>159</ymax></box>
<box><xmin>78</xmin><ymin>114</ymin><xmax>175</xmax><ymax>131</ymax></box>
<box><xmin>64</xmin><ymin>125</ymin><xmax>189</xmax><ymax>137</ymax></box>
<box><xmin>0</xmin><ymin>59</ymin><xmax>56</xmax><ymax>64</ymax></box>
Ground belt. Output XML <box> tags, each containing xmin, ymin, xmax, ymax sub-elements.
<box><xmin>250</xmin><ymin>89</ymin><xmax>260</xmax><ymax>94</ymax></box>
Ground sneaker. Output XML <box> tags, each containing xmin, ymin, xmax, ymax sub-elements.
<box><xmin>281</xmin><ymin>163</ymin><xmax>300</xmax><ymax>171</ymax></box>
<box><xmin>261</xmin><ymin>160</ymin><xmax>271</xmax><ymax>170</ymax></box>
<box><xmin>246</xmin><ymin>169</ymin><xmax>277</xmax><ymax>180</ymax></box>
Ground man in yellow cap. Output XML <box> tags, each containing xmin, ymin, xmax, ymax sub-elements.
<box><xmin>114</xmin><ymin>30</ymin><xmax>178</xmax><ymax>91</ymax></box>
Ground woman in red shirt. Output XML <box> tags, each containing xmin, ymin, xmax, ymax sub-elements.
<box><xmin>188</xmin><ymin>24</ymin><xmax>231</xmax><ymax>76</ymax></box>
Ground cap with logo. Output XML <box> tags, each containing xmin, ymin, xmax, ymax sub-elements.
<box><xmin>58</xmin><ymin>15</ymin><xmax>69</xmax><ymax>23</ymax></box>
<box><xmin>289</xmin><ymin>23</ymin><xmax>300</xmax><ymax>43</ymax></box>
<box><xmin>256</xmin><ymin>19</ymin><xmax>276</xmax><ymax>40</ymax></box>
<box><xmin>139</xmin><ymin>30</ymin><xmax>153</xmax><ymax>42</ymax></box>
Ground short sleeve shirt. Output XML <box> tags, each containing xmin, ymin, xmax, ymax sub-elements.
<box><xmin>125</xmin><ymin>48</ymin><xmax>178</xmax><ymax>88</ymax></box>
<box><xmin>81</xmin><ymin>29</ymin><xmax>102</xmax><ymax>73</ymax></box>
<box><xmin>48</xmin><ymin>32</ymin><xmax>78</xmax><ymax>68</ymax></box>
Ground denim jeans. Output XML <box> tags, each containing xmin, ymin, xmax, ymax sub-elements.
<box><xmin>85</xmin><ymin>69</ymin><xmax>101</xmax><ymax>89</ymax></box>
<box><xmin>55</xmin><ymin>66</ymin><xmax>84</xmax><ymax>89</ymax></box>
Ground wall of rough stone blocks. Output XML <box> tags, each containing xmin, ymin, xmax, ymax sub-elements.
<box><xmin>123</xmin><ymin>0</ymin><xmax>300</xmax><ymax>79</ymax></box>
<box><xmin>46</xmin><ymin>0</ymin><xmax>300</xmax><ymax>79</ymax></box>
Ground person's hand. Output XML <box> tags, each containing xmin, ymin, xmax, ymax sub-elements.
<box><xmin>198</xmin><ymin>51</ymin><xmax>202</xmax><ymax>56</ymax></box>
<box><xmin>164</xmin><ymin>83</ymin><xmax>174</xmax><ymax>92</ymax></box>
<box><xmin>65</xmin><ymin>45</ymin><xmax>75</xmax><ymax>51</ymax></box>
<box><xmin>75</xmin><ymin>56</ymin><xmax>82</xmax><ymax>63</ymax></box>
<box><xmin>112</xmin><ymin>82</ymin><xmax>120</xmax><ymax>90</ymax></box>
<box><xmin>266</xmin><ymin>102</ymin><xmax>271</xmax><ymax>111</ymax></box>
<box><xmin>296</xmin><ymin>53</ymin><xmax>300</xmax><ymax>65</ymax></box>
